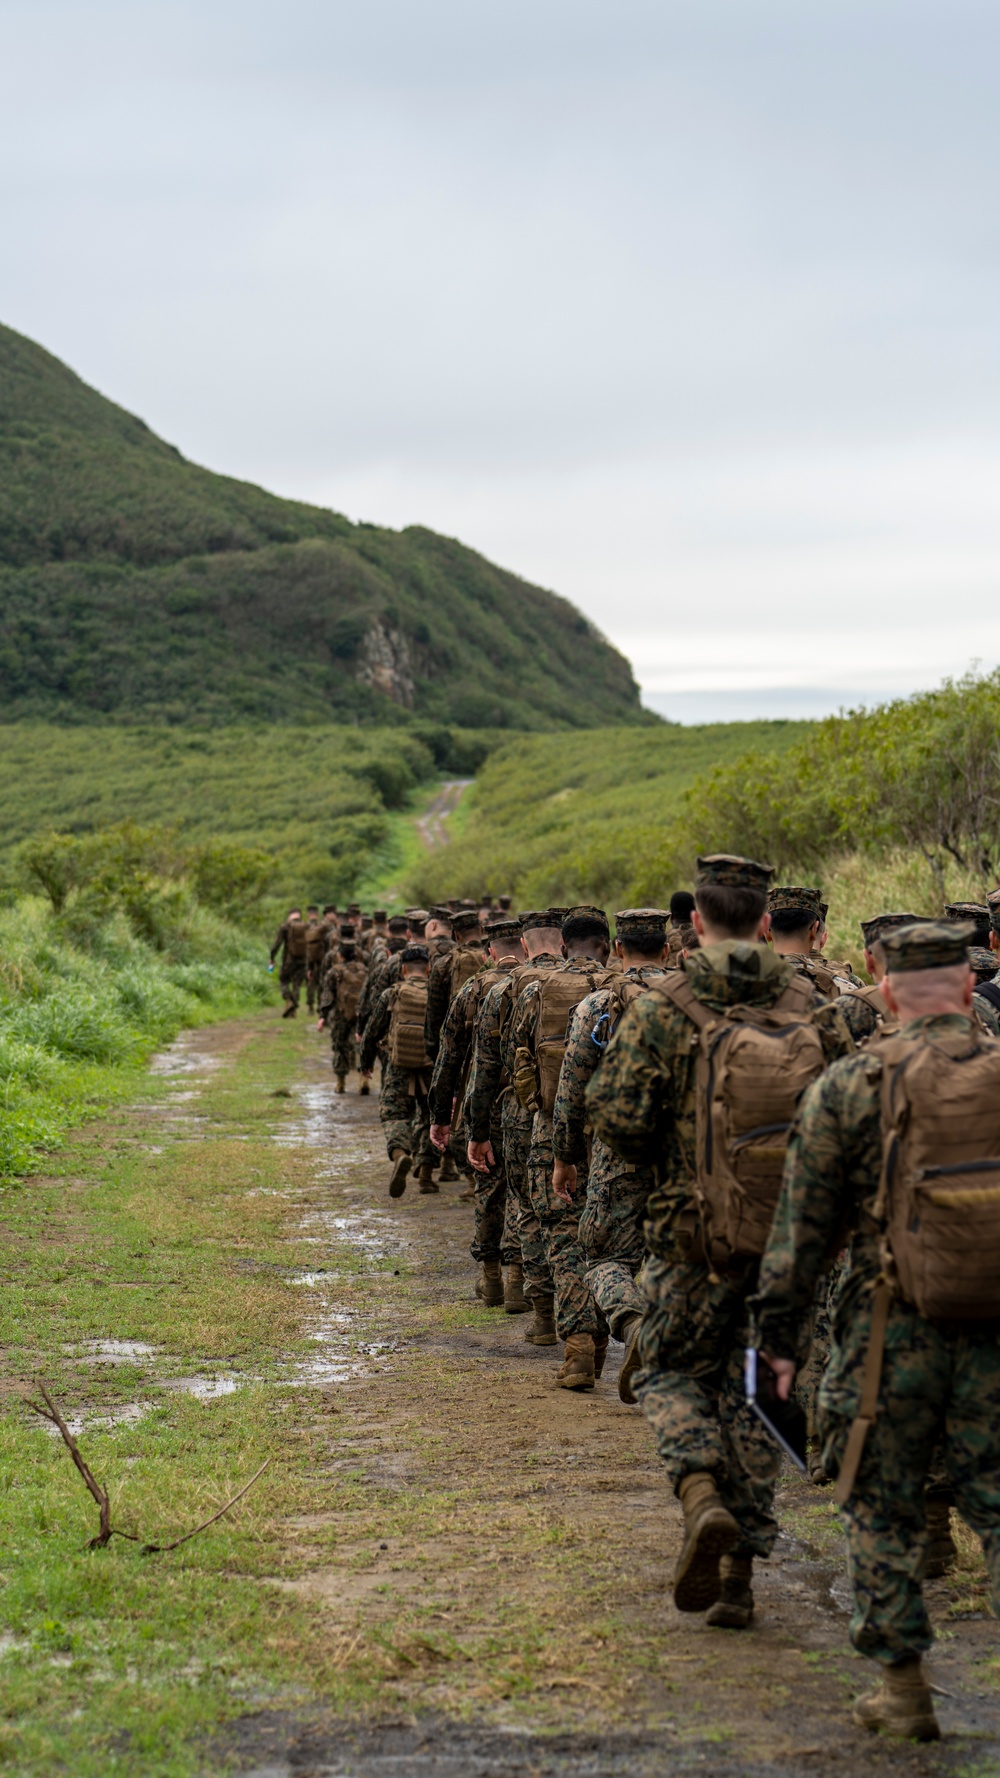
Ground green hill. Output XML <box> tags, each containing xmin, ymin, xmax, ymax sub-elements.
<box><xmin>0</xmin><ymin>324</ymin><xmax>646</xmax><ymax>729</ymax></box>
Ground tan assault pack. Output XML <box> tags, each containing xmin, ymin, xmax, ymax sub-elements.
<box><xmin>306</xmin><ymin>922</ymin><xmax>327</xmax><ymax>965</ymax></box>
<box><xmin>332</xmin><ymin>958</ymin><xmax>367</xmax><ymax>1022</ymax></box>
<box><xmin>654</xmin><ymin>972</ymin><xmax>825</xmax><ymax>1267</ymax></box>
<box><xmin>515</xmin><ymin>966</ymin><xmax>608</xmax><ymax>1115</ymax></box>
<box><xmin>876</xmin><ymin>1026</ymin><xmax>1000</xmax><ymax>1319</ymax></box>
<box><xmin>388</xmin><ymin>977</ymin><xmax>432</xmax><ymax>1070</ymax></box>
<box><xmin>286</xmin><ymin>919</ymin><xmax>308</xmax><ymax>961</ymax></box>
<box><xmin>448</xmin><ymin>944</ymin><xmax>485</xmax><ymax>1003</ymax></box>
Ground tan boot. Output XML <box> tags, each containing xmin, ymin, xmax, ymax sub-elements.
<box><xmin>417</xmin><ymin>1163</ymin><xmax>439</xmax><ymax>1194</ymax></box>
<box><xmin>503</xmin><ymin>1263</ymin><xmax>530</xmax><ymax>1314</ymax></box>
<box><xmin>475</xmin><ymin>1259</ymin><xmax>505</xmax><ymax>1307</ymax></box>
<box><xmin>618</xmin><ymin>1314</ymin><xmax>642</xmax><ymax>1404</ymax></box>
<box><xmin>282</xmin><ymin>1001</ymin><xmax>296</xmax><ymax>1019</ymax></box>
<box><xmin>922</xmin><ymin>1498</ymin><xmax>957</xmax><ymax>1579</ymax></box>
<box><xmin>334</xmin><ymin>1073</ymin><xmax>346</xmax><ymax>1094</ymax></box>
<box><xmin>673</xmin><ymin>1473</ymin><xmax>739</xmax><ymax>1613</ymax></box>
<box><xmin>438</xmin><ymin>1152</ymin><xmax>458</xmax><ymax>1182</ymax></box>
<box><xmin>593</xmin><ymin>1336</ymin><xmax>608</xmax><ymax>1380</ymax></box>
<box><xmin>852</xmin><ymin>1658</ymin><xmax>940</xmax><ymax>1740</ymax></box>
<box><xmin>359</xmin><ymin>1079</ymin><xmax>370</xmax><ymax>1095</ymax></box>
<box><xmin>524</xmin><ymin>1293</ymin><xmax>557</xmax><ymax>1346</ymax></box>
<box><xmin>388</xmin><ymin>1149</ymin><xmax>411</xmax><ymax>1198</ymax></box>
<box><xmin>705</xmin><ymin>1553</ymin><xmax>754</xmax><ymax>1629</ymax></box>
<box><xmin>556</xmin><ymin>1333</ymin><xmax>595</xmax><ymax>1391</ymax></box>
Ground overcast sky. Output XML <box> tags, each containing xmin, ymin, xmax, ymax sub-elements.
<box><xmin>4</xmin><ymin>0</ymin><xmax>999</xmax><ymax>721</ymax></box>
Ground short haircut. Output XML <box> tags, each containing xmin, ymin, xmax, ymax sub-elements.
<box><xmin>561</xmin><ymin>912</ymin><xmax>609</xmax><ymax>944</ymax></box>
<box><xmin>388</xmin><ymin>916</ymin><xmax>409</xmax><ymax>934</ymax></box>
<box><xmin>769</xmin><ymin>907</ymin><xmax>818</xmax><ymax>938</ymax></box>
<box><xmin>695</xmin><ymin>883</ymin><xmax>767</xmax><ymax>937</ymax></box>
<box><xmin>620</xmin><ymin>929</ymin><xmax>668</xmax><ymax>958</ymax></box>
<box><xmin>406</xmin><ymin>919</ymin><xmax>427</xmax><ymax>938</ymax></box>
<box><xmin>670</xmin><ymin>890</ymin><xmax>696</xmax><ymax>922</ymax></box>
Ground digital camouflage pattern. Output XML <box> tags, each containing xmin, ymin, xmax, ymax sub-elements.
<box><xmin>768</xmin><ymin>885</ymin><xmax>823</xmax><ymax>916</ymax></box>
<box><xmin>585</xmin><ymin>940</ymin><xmax>854</xmax><ymax>1552</ymax></box>
<box><xmin>695</xmin><ymin>854</ymin><xmax>773</xmax><ymax>890</ymax></box>
<box><xmin>882</xmin><ymin>918</ymin><xmax>976</xmax><ymax>972</ymax></box>
<box><xmin>753</xmin><ymin>1013</ymin><xmax>1000</xmax><ymax>1664</ymax></box>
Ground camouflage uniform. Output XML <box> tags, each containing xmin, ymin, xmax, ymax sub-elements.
<box><xmin>360</xmin><ymin>986</ymin><xmax>433</xmax><ymax>1167</ymax></box>
<box><xmin>424</xmin><ymin>926</ymin><xmax>486</xmax><ymax>1062</ymax></box>
<box><xmin>428</xmin><ymin>973</ymin><xmax>518</xmax><ymax>1261</ymax></box>
<box><xmin>269</xmin><ymin>918</ymin><xmax>307</xmax><ymax>1008</ymax></box>
<box><xmin>754</xmin><ymin>1009</ymin><xmax>1000</xmax><ymax>1665</ymax></box>
<box><xmin>507</xmin><ymin>956</ymin><xmax>611</xmax><ymax>1341</ymax></box>
<box><xmin>466</xmin><ymin>960</ymin><xmax>562</xmax><ymax>1303</ymax></box>
<box><xmin>552</xmin><ymin>967</ymin><xmax>664</xmax><ymax>1339</ymax></box>
<box><xmin>586</xmin><ymin>936</ymin><xmax>854</xmax><ymax>1558</ymax></box>
<box><xmin>318</xmin><ymin>958</ymin><xmax>363</xmax><ymax>1079</ymax></box>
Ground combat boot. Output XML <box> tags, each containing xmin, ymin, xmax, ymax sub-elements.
<box><xmin>524</xmin><ymin>1293</ymin><xmax>557</xmax><ymax>1346</ymax></box>
<box><xmin>593</xmin><ymin>1336</ymin><xmax>608</xmax><ymax>1380</ymax></box>
<box><xmin>503</xmin><ymin>1263</ymin><xmax>530</xmax><ymax>1314</ymax></box>
<box><xmin>618</xmin><ymin>1313</ymin><xmax>642</xmax><ymax>1404</ymax></box>
<box><xmin>556</xmin><ymin>1333</ymin><xmax>595</xmax><ymax>1390</ymax></box>
<box><xmin>673</xmin><ymin>1473</ymin><xmax>739</xmax><ymax>1613</ymax></box>
<box><xmin>922</xmin><ymin>1498</ymin><xmax>957</xmax><ymax>1579</ymax></box>
<box><xmin>852</xmin><ymin>1658</ymin><xmax>940</xmax><ymax>1740</ymax></box>
<box><xmin>388</xmin><ymin>1149</ymin><xmax>411</xmax><ymax>1199</ymax></box>
<box><xmin>334</xmin><ymin>1074</ymin><xmax>346</xmax><ymax>1094</ymax></box>
<box><xmin>475</xmin><ymin>1259</ymin><xmax>504</xmax><ymax>1307</ymax></box>
<box><xmin>359</xmin><ymin>1079</ymin><xmax>370</xmax><ymax>1096</ymax></box>
<box><xmin>705</xmin><ymin>1553</ymin><xmax>754</xmax><ymax>1629</ymax></box>
<box><xmin>438</xmin><ymin>1152</ymin><xmax>458</xmax><ymax>1183</ymax></box>
<box><xmin>282</xmin><ymin>1002</ymin><xmax>296</xmax><ymax>1019</ymax></box>
<box><xmin>417</xmin><ymin>1163</ymin><xmax>439</xmax><ymax>1194</ymax></box>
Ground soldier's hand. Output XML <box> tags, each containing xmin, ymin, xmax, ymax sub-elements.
<box><xmin>430</xmin><ymin>1123</ymin><xmax>451</xmax><ymax>1151</ymax></box>
<box><xmin>765</xmin><ymin>1355</ymin><xmax>796</xmax><ymax>1402</ymax></box>
<box><xmin>467</xmin><ymin>1140</ymin><xmax>494</xmax><ymax>1173</ymax></box>
<box><xmin>316</xmin><ymin>1018</ymin><xmax>325</xmax><ymax>1032</ymax></box>
<box><xmin>552</xmin><ymin>1160</ymin><xmax>578</xmax><ymax>1204</ymax></box>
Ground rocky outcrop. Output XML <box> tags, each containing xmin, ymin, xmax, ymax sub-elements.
<box><xmin>354</xmin><ymin>619</ymin><xmax>416</xmax><ymax>709</ymax></box>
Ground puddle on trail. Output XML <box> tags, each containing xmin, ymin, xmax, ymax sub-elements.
<box><xmin>150</xmin><ymin>1037</ymin><xmax>224</xmax><ymax>1078</ymax></box>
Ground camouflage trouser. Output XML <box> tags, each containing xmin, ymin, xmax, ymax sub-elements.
<box><xmin>502</xmin><ymin>1097</ymin><xmax>551</xmax><ymax>1299</ymax></box>
<box><xmin>470</xmin><ymin>1104</ymin><xmax>519</xmax><ymax>1265</ymax></box>
<box><xmin>328</xmin><ymin>1013</ymin><xmax>357</xmax><ymax>1078</ymax></box>
<box><xmin>306</xmin><ymin>962</ymin><xmax>322</xmax><ymax>1011</ymax></box>
<box><xmin>528</xmin><ymin>1113</ymin><xmax>604</xmax><ymax>1341</ymax></box>
<box><xmin>796</xmin><ymin>1251</ymin><xmax>848</xmax><ymax>1442</ymax></box>
<box><xmin>379</xmin><ymin>1063</ymin><xmax>433</xmax><ymax>1168</ymax></box>
<box><xmin>819</xmin><ymin>1294</ymin><xmax>1000</xmax><ymax>1664</ymax></box>
<box><xmin>579</xmin><ymin>1142</ymin><xmax>652</xmax><ymax>1341</ymax></box>
<box><xmin>635</xmin><ymin>1255</ymin><xmax>780</xmax><ymax>1559</ymax></box>
<box><xmin>279</xmin><ymin>958</ymin><xmax>307</xmax><ymax>1007</ymax></box>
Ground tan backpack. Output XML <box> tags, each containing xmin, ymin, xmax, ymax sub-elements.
<box><xmin>333</xmin><ymin>958</ymin><xmax>367</xmax><ymax>1022</ymax></box>
<box><xmin>286</xmin><ymin>918</ymin><xmax>308</xmax><ymax>961</ymax></box>
<box><xmin>876</xmin><ymin>1027</ymin><xmax>1000</xmax><ymax>1319</ymax></box>
<box><xmin>654</xmin><ymin>972</ymin><xmax>825</xmax><ymax>1267</ymax></box>
<box><xmin>305</xmin><ymin>922</ymin><xmax>326</xmax><ymax>964</ymax></box>
<box><xmin>516</xmin><ymin>966</ymin><xmax>608</xmax><ymax>1114</ymax></box>
<box><xmin>448</xmin><ymin>944</ymin><xmax>485</xmax><ymax>1003</ymax></box>
<box><xmin>804</xmin><ymin>954</ymin><xmax>856</xmax><ymax>998</ymax></box>
<box><xmin>388</xmin><ymin>977</ymin><xmax>432</xmax><ymax>1070</ymax></box>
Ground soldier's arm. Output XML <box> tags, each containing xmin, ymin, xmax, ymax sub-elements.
<box><xmin>552</xmin><ymin>997</ymin><xmax>605</xmax><ymax>1164</ymax></box>
<box><xmin>972</xmin><ymin>990</ymin><xmax>1000</xmax><ymax>1037</ymax></box>
<box><xmin>428</xmin><ymin>992</ymin><xmax>472</xmax><ymax>1124</ymax></box>
<box><xmin>423</xmin><ymin>955</ymin><xmax>451</xmax><ymax>1061</ymax></box>
<box><xmin>269</xmin><ymin>921</ymin><xmax>288</xmax><ymax>963</ymax></box>
<box><xmin>584</xmin><ymin>993</ymin><xmax>680</xmax><ymax>1165</ymax></box>
<box><xmin>753</xmin><ymin>1057</ymin><xmax>879</xmax><ymax>1360</ymax></box>
<box><xmin>359</xmin><ymin>990</ymin><xmax>390</xmax><ymax>1074</ymax></box>
<box><xmin>836</xmin><ymin>991</ymin><xmax>880</xmax><ymax>1046</ymax></box>
<box><xmin>465</xmin><ymin>984</ymin><xmax>506</xmax><ymax>1143</ymax></box>
<box><xmin>813</xmin><ymin>996</ymin><xmax>857</xmax><ymax>1064</ymax></box>
<box><xmin>502</xmin><ymin>981</ymin><xmax>538</xmax><ymax>1078</ymax></box>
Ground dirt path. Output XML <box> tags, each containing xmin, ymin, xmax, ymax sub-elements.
<box><xmin>415</xmin><ymin>778</ymin><xmax>473</xmax><ymax>850</ymax></box>
<box><xmin>5</xmin><ymin>1015</ymin><xmax>999</xmax><ymax>1777</ymax></box>
<box><xmin>216</xmin><ymin>1021</ymin><xmax>1000</xmax><ymax>1778</ymax></box>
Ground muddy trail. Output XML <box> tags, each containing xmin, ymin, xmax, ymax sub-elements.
<box><xmin>415</xmin><ymin>780</ymin><xmax>472</xmax><ymax>851</ymax></box>
<box><xmin>6</xmin><ymin>1013</ymin><xmax>999</xmax><ymax>1777</ymax></box>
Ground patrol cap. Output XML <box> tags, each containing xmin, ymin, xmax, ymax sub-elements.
<box><xmin>446</xmin><ymin>899</ymin><xmax>462</xmax><ymax>911</ymax></box>
<box><xmin>403</xmin><ymin>907</ymin><xmax>430</xmax><ymax>924</ymax></box>
<box><xmin>562</xmin><ymin>905</ymin><xmax>609</xmax><ymax>938</ymax></box>
<box><xmin>614</xmin><ymin>907</ymin><xmax>669</xmax><ymax>940</ymax></box>
<box><xmin>347</xmin><ymin>903</ymin><xmax>362</xmax><ymax>917</ymax></box>
<box><xmin>428</xmin><ymin>905</ymin><xmax>453</xmax><ymax>923</ymax></box>
<box><xmin>695</xmin><ymin>854</ymin><xmax>774</xmax><ymax>891</ymax></box>
<box><xmin>945</xmin><ymin>900</ymin><xmax>991</xmax><ymax>945</ymax></box>
<box><xmin>400</xmin><ymin>943</ymin><xmax>429</xmax><ymax>964</ymax></box>
<box><xmin>521</xmin><ymin>908</ymin><xmax>567</xmax><ymax>931</ymax></box>
<box><xmin>451</xmin><ymin>908</ymin><xmax>482</xmax><ymax>934</ymax></box>
<box><xmin>970</xmin><ymin>945</ymin><xmax>997</xmax><ymax>984</ymax></box>
<box><xmin>882</xmin><ymin>920</ymin><xmax>975</xmax><ymax>974</ymax></box>
<box><xmin>338</xmin><ymin>923</ymin><xmax>355</xmax><ymax>939</ymax></box>
<box><xmin>860</xmin><ymin>911</ymin><xmax>925</xmax><ymax>948</ymax></box>
<box><xmin>485</xmin><ymin>916</ymin><xmax>521</xmax><ymax>941</ymax></box>
<box><xmin>372</xmin><ymin>909</ymin><xmax>387</xmax><ymax>922</ymax></box>
<box><xmin>387</xmin><ymin>915</ymin><xmax>409</xmax><ymax>934</ymax></box>
<box><xmin>459</xmin><ymin>898</ymin><xmax>478</xmax><ymax>911</ymax></box>
<box><xmin>497</xmin><ymin>894</ymin><xmax>513</xmax><ymax>910</ymax></box>
<box><xmin>988</xmin><ymin>887</ymin><xmax>1000</xmax><ymax>934</ymax></box>
<box><xmin>479</xmin><ymin>893</ymin><xmax>493</xmax><ymax>907</ymax></box>
<box><xmin>768</xmin><ymin>885</ymin><xmax>823</xmax><ymax>917</ymax></box>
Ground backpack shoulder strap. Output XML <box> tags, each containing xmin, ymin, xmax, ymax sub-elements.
<box><xmin>977</xmin><ymin>980</ymin><xmax>1000</xmax><ymax>1013</ymax></box>
<box><xmin>649</xmin><ymin>970</ymin><xmax>717</xmax><ymax>1031</ymax></box>
<box><xmin>833</xmin><ymin>1277</ymin><xmax>891</xmax><ymax>1506</ymax></box>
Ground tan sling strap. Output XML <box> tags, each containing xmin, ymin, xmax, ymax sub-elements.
<box><xmin>651</xmin><ymin>967</ymin><xmax>817</xmax><ymax>1027</ymax></box>
<box><xmin>832</xmin><ymin>1276</ymin><xmax>892</xmax><ymax>1506</ymax></box>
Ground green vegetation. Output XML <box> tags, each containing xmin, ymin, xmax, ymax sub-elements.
<box><xmin>407</xmin><ymin>720</ymin><xmax>813</xmax><ymax>909</ymax></box>
<box><xmin>0</xmin><ymin>829</ymin><xmax>274</xmax><ymax>1179</ymax></box>
<box><xmin>0</xmin><ymin>324</ymin><xmax>646</xmax><ymax>729</ymax></box>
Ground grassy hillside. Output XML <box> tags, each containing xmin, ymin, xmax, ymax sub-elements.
<box><xmin>0</xmin><ymin>324</ymin><xmax>646</xmax><ymax>730</ymax></box>
<box><xmin>407</xmin><ymin>721</ymin><xmax>814</xmax><ymax>908</ymax></box>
